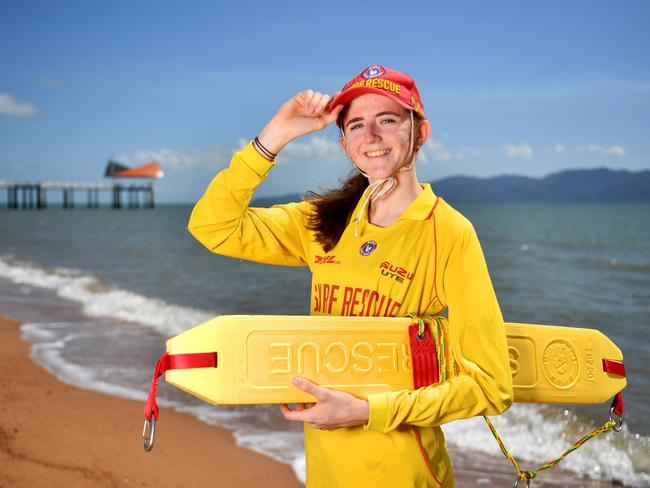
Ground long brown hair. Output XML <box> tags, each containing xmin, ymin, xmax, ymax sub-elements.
<box><xmin>306</xmin><ymin>107</ymin><xmax>423</xmax><ymax>252</ymax></box>
<box><xmin>305</xmin><ymin>172</ymin><xmax>369</xmax><ymax>252</ymax></box>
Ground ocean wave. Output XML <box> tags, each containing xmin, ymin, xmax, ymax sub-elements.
<box><xmin>6</xmin><ymin>255</ymin><xmax>648</xmax><ymax>486</ymax></box>
<box><xmin>0</xmin><ymin>254</ymin><xmax>213</xmax><ymax>336</ymax></box>
<box><xmin>21</xmin><ymin>322</ymin><xmax>152</xmax><ymax>402</ymax></box>
<box><xmin>443</xmin><ymin>405</ymin><xmax>649</xmax><ymax>487</ymax></box>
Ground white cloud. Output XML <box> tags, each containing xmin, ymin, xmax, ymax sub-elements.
<box><xmin>575</xmin><ymin>144</ymin><xmax>625</xmax><ymax>157</ymax></box>
<box><xmin>607</xmin><ymin>146</ymin><xmax>626</xmax><ymax>157</ymax></box>
<box><xmin>115</xmin><ymin>136</ymin><xmax>343</xmax><ymax>172</ymax></box>
<box><xmin>122</xmin><ymin>136</ymin><xmax>621</xmax><ymax>174</ymax></box>
<box><xmin>278</xmin><ymin>136</ymin><xmax>343</xmax><ymax>164</ymax></box>
<box><xmin>454</xmin><ymin>146</ymin><xmax>481</xmax><ymax>160</ymax></box>
<box><xmin>115</xmin><ymin>146</ymin><xmax>232</xmax><ymax>170</ymax></box>
<box><xmin>0</xmin><ymin>93</ymin><xmax>39</xmax><ymax>117</ymax></box>
<box><xmin>502</xmin><ymin>143</ymin><xmax>533</xmax><ymax>159</ymax></box>
<box><xmin>419</xmin><ymin>138</ymin><xmax>453</xmax><ymax>164</ymax></box>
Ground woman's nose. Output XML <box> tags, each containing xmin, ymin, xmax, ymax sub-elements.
<box><xmin>362</xmin><ymin>125</ymin><xmax>381</xmax><ymax>144</ymax></box>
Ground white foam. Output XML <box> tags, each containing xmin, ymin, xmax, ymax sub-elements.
<box><xmin>21</xmin><ymin>322</ymin><xmax>148</xmax><ymax>402</ymax></box>
<box><xmin>0</xmin><ymin>255</ymin><xmax>213</xmax><ymax>336</ymax></box>
<box><xmin>5</xmin><ymin>255</ymin><xmax>648</xmax><ymax>486</ymax></box>
<box><xmin>443</xmin><ymin>405</ymin><xmax>650</xmax><ymax>487</ymax></box>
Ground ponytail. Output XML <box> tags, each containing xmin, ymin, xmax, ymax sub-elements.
<box><xmin>305</xmin><ymin>172</ymin><xmax>368</xmax><ymax>252</ymax></box>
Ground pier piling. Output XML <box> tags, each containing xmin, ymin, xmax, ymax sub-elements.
<box><xmin>0</xmin><ymin>182</ymin><xmax>156</xmax><ymax>210</ymax></box>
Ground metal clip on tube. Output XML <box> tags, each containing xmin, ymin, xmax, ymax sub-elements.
<box><xmin>143</xmin><ymin>417</ymin><xmax>156</xmax><ymax>452</ymax></box>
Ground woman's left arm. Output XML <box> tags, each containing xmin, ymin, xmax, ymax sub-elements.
<box><xmin>365</xmin><ymin>220</ymin><xmax>513</xmax><ymax>432</ymax></box>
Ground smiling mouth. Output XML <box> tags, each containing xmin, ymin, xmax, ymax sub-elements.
<box><xmin>365</xmin><ymin>149</ymin><xmax>391</xmax><ymax>158</ymax></box>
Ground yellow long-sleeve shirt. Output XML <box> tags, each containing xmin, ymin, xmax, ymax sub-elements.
<box><xmin>188</xmin><ymin>142</ymin><xmax>513</xmax><ymax>487</ymax></box>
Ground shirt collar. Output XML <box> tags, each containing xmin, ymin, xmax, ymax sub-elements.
<box><xmin>351</xmin><ymin>183</ymin><xmax>438</xmax><ymax>224</ymax></box>
<box><xmin>399</xmin><ymin>184</ymin><xmax>438</xmax><ymax>221</ymax></box>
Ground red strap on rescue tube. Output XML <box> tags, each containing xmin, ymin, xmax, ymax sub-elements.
<box><xmin>602</xmin><ymin>359</ymin><xmax>626</xmax><ymax>378</ymax></box>
<box><xmin>408</xmin><ymin>323</ymin><xmax>439</xmax><ymax>389</ymax></box>
<box><xmin>143</xmin><ymin>351</ymin><xmax>218</xmax><ymax>421</ymax></box>
<box><xmin>610</xmin><ymin>391</ymin><xmax>624</xmax><ymax>418</ymax></box>
<box><xmin>601</xmin><ymin>360</ymin><xmax>625</xmax><ymax>417</ymax></box>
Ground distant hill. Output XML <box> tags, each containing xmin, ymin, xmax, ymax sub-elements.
<box><xmin>251</xmin><ymin>168</ymin><xmax>650</xmax><ymax>206</ymax></box>
<box><xmin>431</xmin><ymin>168</ymin><xmax>650</xmax><ymax>203</ymax></box>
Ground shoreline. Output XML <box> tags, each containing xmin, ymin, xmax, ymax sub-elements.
<box><xmin>0</xmin><ymin>314</ymin><xmax>623</xmax><ymax>487</ymax></box>
<box><xmin>0</xmin><ymin>315</ymin><xmax>302</xmax><ymax>488</ymax></box>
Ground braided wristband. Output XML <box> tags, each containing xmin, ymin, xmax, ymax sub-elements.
<box><xmin>253</xmin><ymin>137</ymin><xmax>277</xmax><ymax>161</ymax></box>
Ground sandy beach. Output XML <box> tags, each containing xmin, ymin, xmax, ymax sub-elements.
<box><xmin>0</xmin><ymin>316</ymin><xmax>301</xmax><ymax>488</ymax></box>
<box><xmin>0</xmin><ymin>315</ymin><xmax>623</xmax><ymax>487</ymax></box>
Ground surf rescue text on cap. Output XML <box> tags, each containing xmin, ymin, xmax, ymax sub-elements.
<box><xmin>329</xmin><ymin>65</ymin><xmax>425</xmax><ymax>118</ymax></box>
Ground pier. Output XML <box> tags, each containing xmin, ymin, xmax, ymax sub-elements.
<box><xmin>0</xmin><ymin>181</ymin><xmax>156</xmax><ymax>210</ymax></box>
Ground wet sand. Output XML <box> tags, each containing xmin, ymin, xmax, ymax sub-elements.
<box><xmin>0</xmin><ymin>315</ymin><xmax>621</xmax><ymax>487</ymax></box>
<box><xmin>0</xmin><ymin>316</ymin><xmax>301</xmax><ymax>488</ymax></box>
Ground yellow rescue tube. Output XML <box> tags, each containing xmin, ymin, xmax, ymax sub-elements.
<box><xmin>165</xmin><ymin>315</ymin><xmax>625</xmax><ymax>406</ymax></box>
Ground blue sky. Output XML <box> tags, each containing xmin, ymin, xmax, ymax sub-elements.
<box><xmin>1</xmin><ymin>1</ymin><xmax>648</xmax><ymax>202</ymax></box>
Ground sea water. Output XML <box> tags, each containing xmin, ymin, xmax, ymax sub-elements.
<box><xmin>0</xmin><ymin>203</ymin><xmax>648</xmax><ymax>486</ymax></box>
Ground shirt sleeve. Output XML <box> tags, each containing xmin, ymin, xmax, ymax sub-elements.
<box><xmin>365</xmin><ymin>220</ymin><xmax>513</xmax><ymax>431</ymax></box>
<box><xmin>187</xmin><ymin>142</ymin><xmax>312</xmax><ymax>267</ymax></box>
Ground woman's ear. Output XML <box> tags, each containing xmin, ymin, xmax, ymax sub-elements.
<box><xmin>417</xmin><ymin>119</ymin><xmax>432</xmax><ymax>147</ymax></box>
<box><xmin>339</xmin><ymin>136</ymin><xmax>348</xmax><ymax>155</ymax></box>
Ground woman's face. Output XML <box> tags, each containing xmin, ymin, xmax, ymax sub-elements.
<box><xmin>340</xmin><ymin>94</ymin><xmax>414</xmax><ymax>182</ymax></box>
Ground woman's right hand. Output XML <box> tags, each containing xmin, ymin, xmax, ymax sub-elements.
<box><xmin>257</xmin><ymin>90</ymin><xmax>343</xmax><ymax>155</ymax></box>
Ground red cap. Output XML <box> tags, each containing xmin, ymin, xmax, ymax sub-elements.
<box><xmin>329</xmin><ymin>65</ymin><xmax>425</xmax><ymax>118</ymax></box>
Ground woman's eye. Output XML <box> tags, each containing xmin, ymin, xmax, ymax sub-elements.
<box><xmin>349</xmin><ymin>123</ymin><xmax>362</xmax><ymax>131</ymax></box>
<box><xmin>379</xmin><ymin>118</ymin><xmax>396</xmax><ymax>125</ymax></box>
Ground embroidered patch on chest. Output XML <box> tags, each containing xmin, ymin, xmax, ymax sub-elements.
<box><xmin>359</xmin><ymin>240</ymin><xmax>377</xmax><ymax>256</ymax></box>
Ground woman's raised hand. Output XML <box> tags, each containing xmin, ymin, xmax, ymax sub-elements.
<box><xmin>257</xmin><ymin>90</ymin><xmax>343</xmax><ymax>155</ymax></box>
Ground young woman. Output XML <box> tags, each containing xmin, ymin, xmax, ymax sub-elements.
<box><xmin>188</xmin><ymin>65</ymin><xmax>513</xmax><ymax>487</ymax></box>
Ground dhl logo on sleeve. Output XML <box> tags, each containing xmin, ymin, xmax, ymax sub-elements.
<box><xmin>314</xmin><ymin>255</ymin><xmax>340</xmax><ymax>264</ymax></box>
<box><xmin>349</xmin><ymin>78</ymin><xmax>401</xmax><ymax>95</ymax></box>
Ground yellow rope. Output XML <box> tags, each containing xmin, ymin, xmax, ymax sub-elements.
<box><xmin>483</xmin><ymin>415</ymin><xmax>616</xmax><ymax>483</ymax></box>
<box><xmin>407</xmin><ymin>312</ymin><xmax>618</xmax><ymax>486</ymax></box>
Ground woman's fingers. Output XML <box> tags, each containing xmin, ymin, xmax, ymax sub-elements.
<box><xmin>262</xmin><ymin>89</ymin><xmax>340</xmax><ymax>148</ymax></box>
<box><xmin>279</xmin><ymin>403</ymin><xmax>312</xmax><ymax>423</ymax></box>
<box><xmin>305</xmin><ymin>91</ymin><xmax>328</xmax><ymax>114</ymax></box>
<box><xmin>293</xmin><ymin>376</ymin><xmax>329</xmax><ymax>400</ymax></box>
<box><xmin>298</xmin><ymin>90</ymin><xmax>337</xmax><ymax>116</ymax></box>
<box><xmin>294</xmin><ymin>402</ymin><xmax>314</xmax><ymax>411</ymax></box>
<box><xmin>322</xmin><ymin>103</ymin><xmax>343</xmax><ymax>124</ymax></box>
<box><xmin>298</xmin><ymin>89</ymin><xmax>314</xmax><ymax>110</ymax></box>
<box><xmin>279</xmin><ymin>404</ymin><xmax>295</xmax><ymax>418</ymax></box>
<box><xmin>304</xmin><ymin>90</ymin><xmax>317</xmax><ymax>112</ymax></box>
<box><xmin>314</xmin><ymin>93</ymin><xmax>331</xmax><ymax>113</ymax></box>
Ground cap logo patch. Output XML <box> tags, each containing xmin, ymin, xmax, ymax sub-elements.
<box><xmin>359</xmin><ymin>240</ymin><xmax>378</xmax><ymax>256</ymax></box>
<box><xmin>361</xmin><ymin>65</ymin><xmax>385</xmax><ymax>80</ymax></box>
